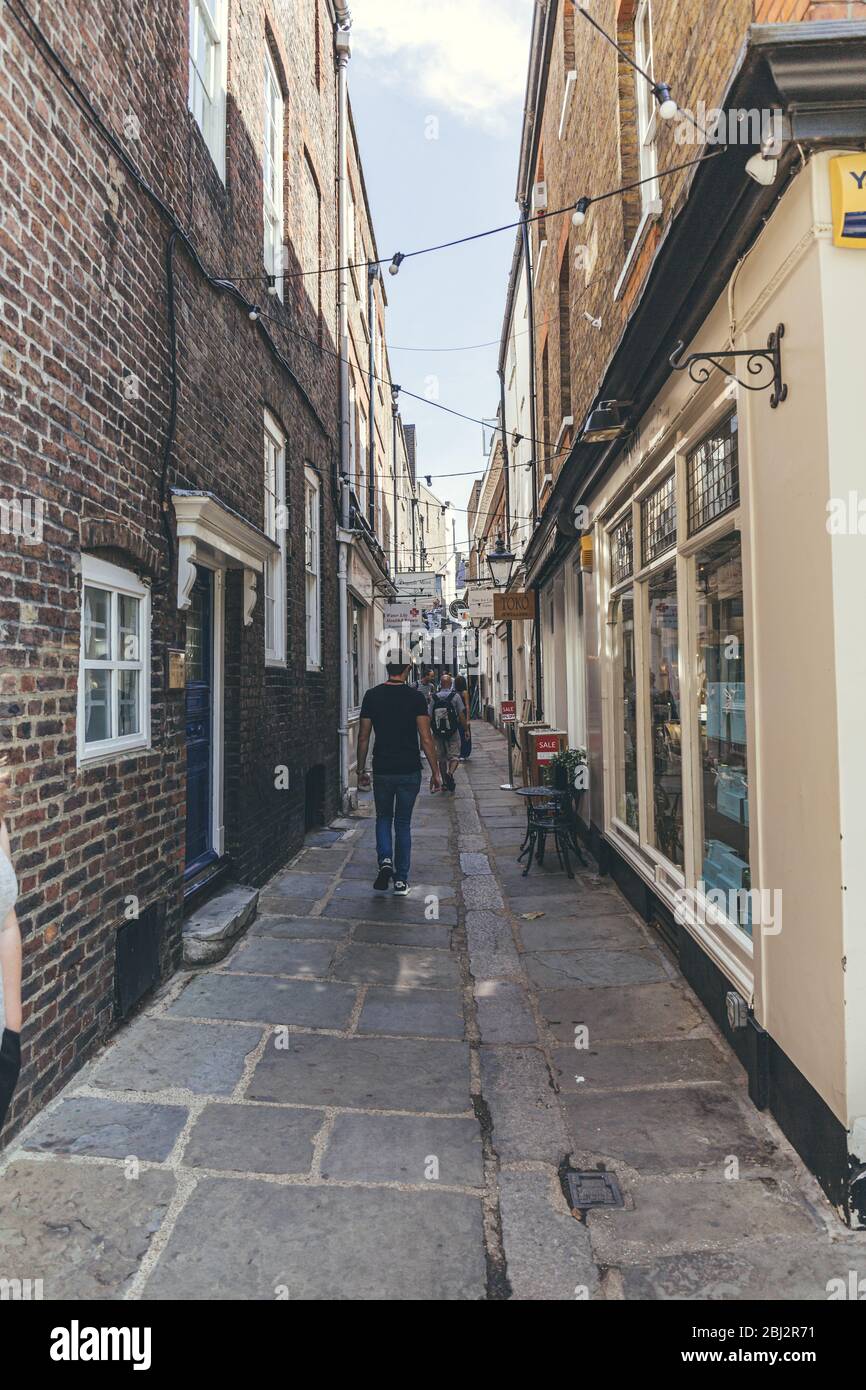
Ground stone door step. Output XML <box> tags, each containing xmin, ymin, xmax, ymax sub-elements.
<box><xmin>183</xmin><ymin>884</ymin><xmax>259</xmax><ymax>966</ymax></box>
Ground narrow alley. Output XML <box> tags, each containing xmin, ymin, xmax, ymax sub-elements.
<box><xmin>1</xmin><ymin>723</ymin><xmax>862</xmax><ymax>1301</ymax></box>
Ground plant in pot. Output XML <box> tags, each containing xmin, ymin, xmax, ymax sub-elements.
<box><xmin>545</xmin><ymin>747</ymin><xmax>587</xmax><ymax>796</ymax></box>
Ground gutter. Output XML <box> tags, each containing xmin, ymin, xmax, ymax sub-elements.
<box><xmin>335</xmin><ymin>18</ymin><xmax>352</xmax><ymax>810</ymax></box>
<box><xmin>521</xmin><ymin>21</ymin><xmax>866</xmax><ymax>588</ymax></box>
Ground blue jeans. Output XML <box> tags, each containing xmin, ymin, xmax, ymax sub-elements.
<box><xmin>373</xmin><ymin>772</ymin><xmax>422</xmax><ymax>880</ymax></box>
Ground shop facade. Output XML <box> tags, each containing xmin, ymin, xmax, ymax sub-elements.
<box><xmin>541</xmin><ymin>150</ymin><xmax>866</xmax><ymax>1224</ymax></box>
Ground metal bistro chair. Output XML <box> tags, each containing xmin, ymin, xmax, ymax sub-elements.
<box><xmin>516</xmin><ymin>786</ymin><xmax>575</xmax><ymax>879</ymax></box>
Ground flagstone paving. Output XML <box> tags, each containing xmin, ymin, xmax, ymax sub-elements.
<box><xmin>2</xmin><ymin>723</ymin><xmax>863</xmax><ymax>1300</ymax></box>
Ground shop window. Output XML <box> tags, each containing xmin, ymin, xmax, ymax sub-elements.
<box><xmin>78</xmin><ymin>555</ymin><xmax>150</xmax><ymax>763</ymax></box>
<box><xmin>351</xmin><ymin>599</ymin><xmax>363</xmax><ymax>709</ymax></box>
<box><xmin>188</xmin><ymin>0</ymin><xmax>228</xmax><ymax>180</ymax></box>
<box><xmin>612</xmin><ymin>593</ymin><xmax>639</xmax><ymax>832</ymax></box>
<box><xmin>687</xmin><ymin>412</ymin><xmax>739</xmax><ymax>534</ymax></box>
<box><xmin>264</xmin><ymin>412</ymin><xmax>287</xmax><ymax>665</ymax></box>
<box><xmin>647</xmin><ymin>564</ymin><xmax>683</xmax><ymax>867</ymax></box>
<box><xmin>641</xmin><ymin>471</ymin><xmax>676</xmax><ymax>564</ymax></box>
<box><xmin>611</xmin><ymin>515</ymin><xmax>634</xmax><ymax>586</ymax></box>
<box><xmin>695</xmin><ymin>531</ymin><xmax>751</xmax><ymax>933</ymax></box>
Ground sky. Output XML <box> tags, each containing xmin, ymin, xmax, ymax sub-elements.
<box><xmin>347</xmin><ymin>0</ymin><xmax>534</xmax><ymax>562</ymax></box>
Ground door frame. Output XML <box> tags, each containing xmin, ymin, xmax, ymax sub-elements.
<box><xmin>185</xmin><ymin>559</ymin><xmax>225</xmax><ymax>872</ymax></box>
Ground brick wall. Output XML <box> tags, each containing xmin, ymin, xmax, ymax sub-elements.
<box><xmin>0</xmin><ymin>0</ymin><xmax>343</xmax><ymax>1135</ymax></box>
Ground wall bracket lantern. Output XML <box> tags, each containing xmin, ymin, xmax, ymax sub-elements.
<box><xmin>669</xmin><ymin>324</ymin><xmax>787</xmax><ymax>408</ymax></box>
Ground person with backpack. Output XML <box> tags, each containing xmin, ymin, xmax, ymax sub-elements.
<box><xmin>357</xmin><ymin>661</ymin><xmax>441</xmax><ymax>895</ymax></box>
<box><xmin>431</xmin><ymin>672</ymin><xmax>468</xmax><ymax>793</ymax></box>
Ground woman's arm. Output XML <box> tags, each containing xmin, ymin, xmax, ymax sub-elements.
<box><xmin>0</xmin><ymin>820</ymin><xmax>22</xmax><ymax>1033</ymax></box>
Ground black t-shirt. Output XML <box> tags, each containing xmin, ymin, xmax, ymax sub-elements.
<box><xmin>360</xmin><ymin>681</ymin><xmax>428</xmax><ymax>775</ymax></box>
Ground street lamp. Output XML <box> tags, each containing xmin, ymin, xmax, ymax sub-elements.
<box><xmin>485</xmin><ymin>534</ymin><xmax>517</xmax><ymax>790</ymax></box>
<box><xmin>486</xmin><ymin>534</ymin><xmax>515</xmax><ymax>590</ymax></box>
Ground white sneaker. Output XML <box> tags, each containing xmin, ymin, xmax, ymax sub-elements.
<box><xmin>393</xmin><ymin>880</ymin><xmax>410</xmax><ymax>896</ymax></box>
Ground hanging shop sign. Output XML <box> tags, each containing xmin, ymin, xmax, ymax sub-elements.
<box><xmin>393</xmin><ymin>571</ymin><xmax>438</xmax><ymax>599</ymax></box>
<box><xmin>830</xmin><ymin>154</ymin><xmax>866</xmax><ymax>248</ymax></box>
<box><xmin>493</xmin><ymin>590</ymin><xmax>537</xmax><ymax>621</ymax></box>
<box><xmin>467</xmin><ymin>585</ymin><xmax>495</xmax><ymax>620</ymax></box>
<box><xmin>384</xmin><ymin>600</ymin><xmax>424</xmax><ymax>626</ymax></box>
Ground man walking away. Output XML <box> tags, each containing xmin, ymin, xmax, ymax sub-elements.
<box><xmin>357</xmin><ymin>662</ymin><xmax>441</xmax><ymax>895</ymax></box>
<box><xmin>431</xmin><ymin>672</ymin><xmax>467</xmax><ymax>793</ymax></box>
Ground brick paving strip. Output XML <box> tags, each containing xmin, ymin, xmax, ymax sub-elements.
<box><xmin>2</xmin><ymin>725</ymin><xmax>865</xmax><ymax>1299</ymax></box>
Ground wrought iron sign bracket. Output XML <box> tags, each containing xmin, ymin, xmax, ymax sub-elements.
<box><xmin>669</xmin><ymin>324</ymin><xmax>787</xmax><ymax>408</ymax></box>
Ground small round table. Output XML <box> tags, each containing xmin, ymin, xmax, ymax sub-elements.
<box><xmin>513</xmin><ymin>786</ymin><xmax>586</xmax><ymax>876</ymax></box>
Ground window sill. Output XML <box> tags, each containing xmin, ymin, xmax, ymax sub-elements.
<box><xmin>613</xmin><ymin>200</ymin><xmax>662</xmax><ymax>303</ymax></box>
<box><xmin>78</xmin><ymin>735</ymin><xmax>150</xmax><ymax>769</ymax></box>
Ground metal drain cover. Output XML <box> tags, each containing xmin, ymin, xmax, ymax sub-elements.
<box><xmin>565</xmin><ymin>1169</ymin><xmax>624</xmax><ymax>1211</ymax></box>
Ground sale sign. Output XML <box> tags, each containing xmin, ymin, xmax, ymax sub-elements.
<box><xmin>534</xmin><ymin>734</ymin><xmax>560</xmax><ymax>763</ymax></box>
<box><xmin>500</xmin><ymin>700</ymin><xmax>516</xmax><ymax>723</ymax></box>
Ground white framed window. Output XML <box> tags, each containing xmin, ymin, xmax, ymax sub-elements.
<box><xmin>78</xmin><ymin>556</ymin><xmax>150</xmax><ymax>763</ymax></box>
<box><xmin>634</xmin><ymin>0</ymin><xmax>660</xmax><ymax>212</ymax></box>
<box><xmin>263</xmin><ymin>47</ymin><xmax>285</xmax><ymax>295</ymax></box>
<box><xmin>264</xmin><ymin>411</ymin><xmax>287</xmax><ymax>664</ymax></box>
<box><xmin>188</xmin><ymin>0</ymin><xmax>227</xmax><ymax>180</ymax></box>
<box><xmin>304</xmin><ymin>466</ymin><xmax>321</xmax><ymax>669</ymax></box>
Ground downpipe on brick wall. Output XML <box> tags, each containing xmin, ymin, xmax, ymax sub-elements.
<box><xmin>336</xmin><ymin>19</ymin><xmax>353</xmax><ymax>811</ymax></box>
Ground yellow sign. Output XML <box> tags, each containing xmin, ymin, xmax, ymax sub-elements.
<box><xmin>493</xmin><ymin>591</ymin><xmax>537</xmax><ymax>622</ymax></box>
<box><xmin>830</xmin><ymin>154</ymin><xmax>866</xmax><ymax>249</ymax></box>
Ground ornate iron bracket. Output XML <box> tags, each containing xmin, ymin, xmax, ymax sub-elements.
<box><xmin>669</xmin><ymin>324</ymin><xmax>787</xmax><ymax>408</ymax></box>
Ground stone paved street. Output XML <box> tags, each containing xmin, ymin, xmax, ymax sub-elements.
<box><xmin>1</xmin><ymin>722</ymin><xmax>864</xmax><ymax>1300</ymax></box>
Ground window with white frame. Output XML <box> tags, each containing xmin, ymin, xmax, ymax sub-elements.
<box><xmin>264</xmin><ymin>412</ymin><xmax>287</xmax><ymax>663</ymax></box>
<box><xmin>633</xmin><ymin>0</ymin><xmax>660</xmax><ymax>213</ymax></box>
<box><xmin>188</xmin><ymin>0</ymin><xmax>227</xmax><ymax>179</ymax></box>
<box><xmin>263</xmin><ymin>47</ymin><xmax>285</xmax><ymax>294</ymax></box>
<box><xmin>79</xmin><ymin>556</ymin><xmax>150</xmax><ymax>762</ymax></box>
<box><xmin>304</xmin><ymin>466</ymin><xmax>321</xmax><ymax>668</ymax></box>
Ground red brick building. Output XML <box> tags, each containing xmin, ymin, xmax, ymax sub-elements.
<box><xmin>0</xmin><ymin>0</ymin><xmax>359</xmax><ymax>1134</ymax></box>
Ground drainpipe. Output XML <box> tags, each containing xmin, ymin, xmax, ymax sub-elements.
<box><xmin>391</xmin><ymin>396</ymin><xmax>399</xmax><ymax>573</ymax></box>
<box><xmin>335</xmin><ymin>18</ymin><xmax>352</xmax><ymax>810</ymax></box>
<box><xmin>411</xmin><ymin>494</ymin><xmax>418</xmax><ymax>570</ymax></box>
<box><xmin>367</xmin><ymin>265</ymin><xmax>378</xmax><ymax>532</ymax></box>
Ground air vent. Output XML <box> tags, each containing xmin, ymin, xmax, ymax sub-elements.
<box><xmin>115</xmin><ymin>903</ymin><xmax>164</xmax><ymax>1020</ymax></box>
<box><xmin>564</xmin><ymin>1169</ymin><xmax>625</xmax><ymax>1212</ymax></box>
<box><xmin>532</xmin><ymin>179</ymin><xmax>548</xmax><ymax>211</ymax></box>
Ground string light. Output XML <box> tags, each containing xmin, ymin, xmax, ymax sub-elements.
<box><xmin>388</xmin><ymin>253</ymin><xmax>405</xmax><ymax>276</ymax></box>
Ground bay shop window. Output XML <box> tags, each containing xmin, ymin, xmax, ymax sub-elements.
<box><xmin>604</xmin><ymin>410</ymin><xmax>753</xmax><ymax>947</ymax></box>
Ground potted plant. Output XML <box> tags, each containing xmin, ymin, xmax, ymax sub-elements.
<box><xmin>545</xmin><ymin>746</ymin><xmax>587</xmax><ymax>795</ymax></box>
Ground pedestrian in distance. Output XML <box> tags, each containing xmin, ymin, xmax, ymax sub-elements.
<box><xmin>431</xmin><ymin>672</ymin><xmax>468</xmax><ymax>793</ymax></box>
<box><xmin>417</xmin><ymin>666</ymin><xmax>437</xmax><ymax>719</ymax></box>
<box><xmin>454</xmin><ymin>673</ymin><xmax>472</xmax><ymax>761</ymax></box>
<box><xmin>356</xmin><ymin>661</ymin><xmax>441</xmax><ymax>896</ymax></box>
<box><xmin>0</xmin><ymin>760</ymin><xmax>22</xmax><ymax>1133</ymax></box>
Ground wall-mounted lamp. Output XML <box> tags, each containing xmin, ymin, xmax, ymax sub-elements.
<box><xmin>486</xmin><ymin>534</ymin><xmax>515</xmax><ymax>590</ymax></box>
<box><xmin>582</xmin><ymin>399</ymin><xmax>632</xmax><ymax>443</ymax></box>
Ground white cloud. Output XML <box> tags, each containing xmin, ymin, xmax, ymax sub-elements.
<box><xmin>350</xmin><ymin>0</ymin><xmax>532</xmax><ymax>132</ymax></box>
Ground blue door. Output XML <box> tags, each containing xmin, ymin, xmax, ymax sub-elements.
<box><xmin>185</xmin><ymin>566</ymin><xmax>216</xmax><ymax>878</ymax></box>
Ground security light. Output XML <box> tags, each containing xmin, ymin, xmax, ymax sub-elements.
<box><xmin>582</xmin><ymin>400</ymin><xmax>632</xmax><ymax>443</ymax></box>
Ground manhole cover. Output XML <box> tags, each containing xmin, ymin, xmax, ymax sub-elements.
<box><xmin>565</xmin><ymin>1169</ymin><xmax>624</xmax><ymax>1211</ymax></box>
